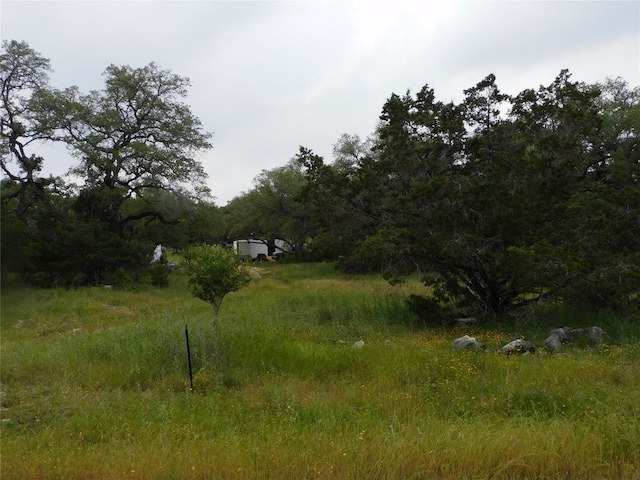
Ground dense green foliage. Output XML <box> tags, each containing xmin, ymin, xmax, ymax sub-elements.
<box><xmin>1</xmin><ymin>264</ymin><xmax>639</xmax><ymax>478</ymax></box>
<box><xmin>2</xmin><ymin>39</ymin><xmax>638</xmax><ymax>318</ymax></box>
<box><xmin>289</xmin><ymin>72</ymin><xmax>640</xmax><ymax>316</ymax></box>
<box><xmin>1</xmin><ymin>40</ymin><xmax>217</xmax><ymax>286</ymax></box>
<box><xmin>224</xmin><ymin>158</ymin><xmax>316</xmax><ymax>259</ymax></box>
<box><xmin>358</xmin><ymin>72</ymin><xmax>640</xmax><ymax>314</ymax></box>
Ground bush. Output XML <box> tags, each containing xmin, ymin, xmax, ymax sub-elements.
<box><xmin>148</xmin><ymin>263</ymin><xmax>170</xmax><ymax>287</ymax></box>
<box><xmin>110</xmin><ymin>268</ymin><xmax>137</xmax><ymax>290</ymax></box>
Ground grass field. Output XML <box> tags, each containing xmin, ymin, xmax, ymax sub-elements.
<box><xmin>1</xmin><ymin>262</ymin><xmax>639</xmax><ymax>479</ymax></box>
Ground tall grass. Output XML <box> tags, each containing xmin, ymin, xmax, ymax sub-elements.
<box><xmin>1</xmin><ymin>262</ymin><xmax>639</xmax><ymax>479</ymax></box>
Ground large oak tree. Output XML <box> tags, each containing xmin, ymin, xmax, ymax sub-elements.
<box><xmin>38</xmin><ymin>62</ymin><xmax>212</xmax><ymax>234</ymax></box>
<box><xmin>1</xmin><ymin>41</ymin><xmax>214</xmax><ymax>285</ymax></box>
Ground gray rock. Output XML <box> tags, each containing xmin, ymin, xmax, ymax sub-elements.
<box><xmin>500</xmin><ymin>339</ymin><xmax>536</xmax><ymax>355</ymax></box>
<box><xmin>585</xmin><ymin>326</ymin><xmax>606</xmax><ymax>343</ymax></box>
<box><xmin>352</xmin><ymin>340</ymin><xmax>365</xmax><ymax>349</ymax></box>
<box><xmin>451</xmin><ymin>335</ymin><xmax>486</xmax><ymax>351</ymax></box>
<box><xmin>572</xmin><ymin>326</ymin><xmax>606</xmax><ymax>343</ymax></box>
<box><xmin>549</xmin><ymin>327</ymin><xmax>574</xmax><ymax>343</ymax></box>
<box><xmin>543</xmin><ymin>333</ymin><xmax>563</xmax><ymax>353</ymax></box>
<box><xmin>570</xmin><ymin>328</ymin><xmax>585</xmax><ymax>338</ymax></box>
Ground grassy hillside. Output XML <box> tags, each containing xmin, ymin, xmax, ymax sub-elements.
<box><xmin>1</xmin><ymin>262</ymin><xmax>639</xmax><ymax>479</ymax></box>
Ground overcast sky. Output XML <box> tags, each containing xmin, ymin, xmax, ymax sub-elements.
<box><xmin>2</xmin><ymin>0</ymin><xmax>639</xmax><ymax>205</ymax></box>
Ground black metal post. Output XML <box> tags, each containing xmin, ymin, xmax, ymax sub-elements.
<box><xmin>185</xmin><ymin>325</ymin><xmax>193</xmax><ymax>390</ymax></box>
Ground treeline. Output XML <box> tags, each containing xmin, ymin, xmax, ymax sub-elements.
<box><xmin>2</xmin><ymin>40</ymin><xmax>639</xmax><ymax>316</ymax></box>
<box><xmin>225</xmin><ymin>73</ymin><xmax>640</xmax><ymax>316</ymax></box>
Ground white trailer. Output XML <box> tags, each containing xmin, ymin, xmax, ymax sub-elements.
<box><xmin>233</xmin><ymin>239</ymin><xmax>269</xmax><ymax>261</ymax></box>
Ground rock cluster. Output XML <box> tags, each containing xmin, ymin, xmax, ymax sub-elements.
<box><xmin>452</xmin><ymin>326</ymin><xmax>605</xmax><ymax>354</ymax></box>
<box><xmin>542</xmin><ymin>326</ymin><xmax>605</xmax><ymax>353</ymax></box>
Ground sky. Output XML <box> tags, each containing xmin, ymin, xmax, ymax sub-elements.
<box><xmin>1</xmin><ymin>0</ymin><xmax>639</xmax><ymax>206</ymax></box>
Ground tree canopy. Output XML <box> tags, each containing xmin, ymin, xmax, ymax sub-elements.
<box><xmin>39</xmin><ymin>62</ymin><xmax>212</xmax><ymax>230</ymax></box>
<box><xmin>1</xmin><ymin>40</ymin><xmax>64</xmax><ymax>223</ymax></box>
<box><xmin>224</xmin><ymin>154</ymin><xmax>320</xmax><ymax>259</ymax></box>
<box><xmin>1</xmin><ymin>40</ymin><xmax>216</xmax><ymax>286</ymax></box>
<box><xmin>182</xmin><ymin>244</ymin><xmax>251</xmax><ymax>355</ymax></box>
<box><xmin>298</xmin><ymin>71</ymin><xmax>640</xmax><ymax>316</ymax></box>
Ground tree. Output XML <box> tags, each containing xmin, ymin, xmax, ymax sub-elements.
<box><xmin>182</xmin><ymin>245</ymin><xmax>251</xmax><ymax>356</ymax></box>
<box><xmin>463</xmin><ymin>73</ymin><xmax>508</xmax><ymax>133</ymax></box>
<box><xmin>0</xmin><ymin>40</ymin><xmax>66</xmax><ymax>224</ymax></box>
<box><xmin>296</xmin><ymin>143</ymin><xmax>379</xmax><ymax>261</ymax></box>
<box><xmin>543</xmin><ymin>76</ymin><xmax>640</xmax><ymax>310</ymax></box>
<box><xmin>38</xmin><ymin>62</ymin><xmax>212</xmax><ymax>235</ymax></box>
<box><xmin>225</xmin><ymin>156</ymin><xmax>317</xmax><ymax>259</ymax></box>
<box><xmin>1</xmin><ymin>42</ymin><xmax>216</xmax><ymax>286</ymax></box>
<box><xmin>332</xmin><ymin>133</ymin><xmax>373</xmax><ymax>173</ymax></box>
<box><xmin>123</xmin><ymin>190</ymin><xmax>227</xmax><ymax>249</ymax></box>
<box><xmin>350</xmin><ymin>71</ymin><xmax>639</xmax><ymax>316</ymax></box>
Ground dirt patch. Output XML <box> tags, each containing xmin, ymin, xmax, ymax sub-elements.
<box><xmin>249</xmin><ymin>267</ymin><xmax>271</xmax><ymax>279</ymax></box>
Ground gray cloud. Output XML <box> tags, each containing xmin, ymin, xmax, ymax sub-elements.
<box><xmin>2</xmin><ymin>0</ymin><xmax>638</xmax><ymax>205</ymax></box>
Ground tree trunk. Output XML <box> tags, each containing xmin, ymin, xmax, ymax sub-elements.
<box><xmin>212</xmin><ymin>305</ymin><xmax>220</xmax><ymax>358</ymax></box>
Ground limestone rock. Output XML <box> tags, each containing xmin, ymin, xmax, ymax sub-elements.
<box><xmin>585</xmin><ymin>326</ymin><xmax>606</xmax><ymax>343</ymax></box>
<box><xmin>500</xmin><ymin>339</ymin><xmax>536</xmax><ymax>355</ymax></box>
<box><xmin>549</xmin><ymin>327</ymin><xmax>574</xmax><ymax>343</ymax></box>
<box><xmin>543</xmin><ymin>333</ymin><xmax>563</xmax><ymax>353</ymax></box>
<box><xmin>571</xmin><ymin>326</ymin><xmax>606</xmax><ymax>343</ymax></box>
<box><xmin>451</xmin><ymin>335</ymin><xmax>486</xmax><ymax>351</ymax></box>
